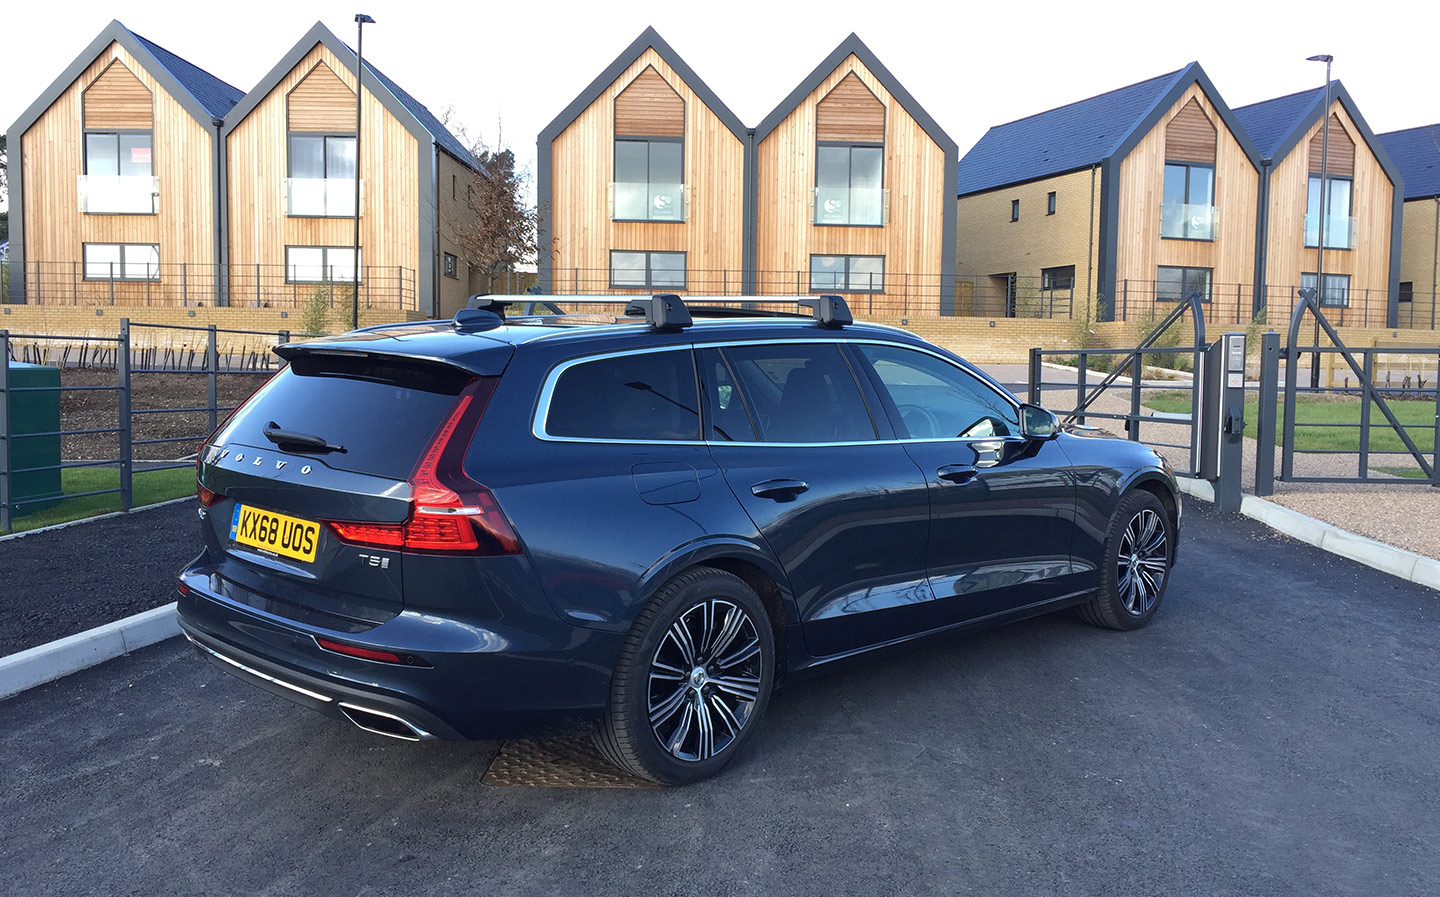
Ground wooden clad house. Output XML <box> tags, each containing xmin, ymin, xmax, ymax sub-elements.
<box><xmin>955</xmin><ymin>63</ymin><xmax>1261</xmax><ymax>322</ymax></box>
<box><xmin>6</xmin><ymin>20</ymin><xmax>244</xmax><ymax>304</ymax></box>
<box><xmin>752</xmin><ymin>34</ymin><xmax>957</xmax><ymax>313</ymax></box>
<box><xmin>222</xmin><ymin>22</ymin><xmax>480</xmax><ymax>319</ymax></box>
<box><xmin>537</xmin><ymin>27</ymin><xmax>749</xmax><ymax>296</ymax></box>
<box><xmin>1377</xmin><ymin>125</ymin><xmax>1437</xmax><ymax>329</ymax></box>
<box><xmin>1235</xmin><ymin>84</ymin><xmax>1403</xmax><ymax>327</ymax></box>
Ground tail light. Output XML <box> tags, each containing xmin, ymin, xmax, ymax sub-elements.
<box><xmin>324</xmin><ymin>377</ymin><xmax>521</xmax><ymax>556</ymax></box>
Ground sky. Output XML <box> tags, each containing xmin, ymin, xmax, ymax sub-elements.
<box><xmin>3</xmin><ymin>0</ymin><xmax>1437</xmax><ymax>215</ymax></box>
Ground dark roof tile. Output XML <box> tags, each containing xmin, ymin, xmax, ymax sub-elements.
<box><xmin>1232</xmin><ymin>85</ymin><xmax>1328</xmax><ymax>160</ymax></box>
<box><xmin>130</xmin><ymin>31</ymin><xmax>244</xmax><ymax>120</ymax></box>
<box><xmin>1378</xmin><ymin>124</ymin><xmax>1440</xmax><ymax>200</ymax></box>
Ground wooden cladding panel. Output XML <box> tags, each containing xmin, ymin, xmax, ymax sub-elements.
<box><xmin>22</xmin><ymin>41</ymin><xmax>217</xmax><ymax>290</ymax></box>
<box><xmin>614</xmin><ymin>66</ymin><xmax>684</xmax><ymax>137</ymax></box>
<box><xmin>1165</xmin><ymin>97</ymin><xmax>1215</xmax><ymax>164</ymax></box>
<box><xmin>83</xmin><ymin>60</ymin><xmax>152</xmax><ymax>129</ymax></box>
<box><xmin>816</xmin><ymin>73</ymin><xmax>885</xmax><ymax>142</ymax></box>
<box><xmin>287</xmin><ymin>62</ymin><xmax>356</xmax><ymax>132</ymax></box>
<box><xmin>1115</xmin><ymin>84</ymin><xmax>1258</xmax><ymax>289</ymax></box>
<box><xmin>1308</xmin><ymin>114</ymin><xmax>1355</xmax><ymax>177</ymax></box>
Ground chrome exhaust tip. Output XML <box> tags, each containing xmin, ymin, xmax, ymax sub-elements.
<box><xmin>338</xmin><ymin>702</ymin><xmax>433</xmax><ymax>742</ymax></box>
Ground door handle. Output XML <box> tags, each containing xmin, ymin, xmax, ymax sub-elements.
<box><xmin>937</xmin><ymin>465</ymin><xmax>978</xmax><ymax>484</ymax></box>
<box><xmin>750</xmin><ymin>478</ymin><xmax>809</xmax><ymax>501</ymax></box>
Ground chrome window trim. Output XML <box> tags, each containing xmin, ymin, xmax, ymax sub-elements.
<box><xmin>531</xmin><ymin>337</ymin><xmax>1023</xmax><ymax>447</ymax></box>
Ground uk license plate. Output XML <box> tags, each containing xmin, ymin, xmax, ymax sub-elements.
<box><xmin>230</xmin><ymin>504</ymin><xmax>320</xmax><ymax>563</ymax></box>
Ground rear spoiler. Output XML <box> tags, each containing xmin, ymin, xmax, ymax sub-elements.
<box><xmin>274</xmin><ymin>335</ymin><xmax>514</xmax><ymax>378</ymax></box>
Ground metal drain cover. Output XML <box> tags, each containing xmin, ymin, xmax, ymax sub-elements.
<box><xmin>482</xmin><ymin>734</ymin><xmax>658</xmax><ymax>789</ymax></box>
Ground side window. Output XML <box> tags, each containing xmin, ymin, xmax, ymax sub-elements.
<box><xmin>700</xmin><ymin>348</ymin><xmax>757</xmax><ymax>442</ymax></box>
<box><xmin>545</xmin><ymin>350</ymin><xmax>700</xmax><ymax>441</ymax></box>
<box><xmin>721</xmin><ymin>344</ymin><xmax>876</xmax><ymax>444</ymax></box>
<box><xmin>857</xmin><ymin>344</ymin><xmax>1019</xmax><ymax>440</ymax></box>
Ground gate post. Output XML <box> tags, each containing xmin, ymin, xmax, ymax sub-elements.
<box><xmin>1254</xmin><ymin>331</ymin><xmax>1280</xmax><ymax>496</ymax></box>
<box><xmin>1200</xmin><ymin>332</ymin><xmax>1247</xmax><ymax>512</ymax></box>
<box><xmin>0</xmin><ymin>330</ymin><xmax>10</xmax><ymax>533</ymax></box>
<box><xmin>118</xmin><ymin>320</ymin><xmax>133</xmax><ymax>511</ymax></box>
<box><xmin>1027</xmin><ymin>348</ymin><xmax>1042</xmax><ymax>405</ymax></box>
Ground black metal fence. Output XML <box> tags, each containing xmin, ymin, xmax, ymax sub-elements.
<box><xmin>1108</xmin><ymin>280</ymin><xmax>1416</xmax><ymax>330</ymax></box>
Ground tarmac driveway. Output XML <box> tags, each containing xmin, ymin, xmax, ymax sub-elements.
<box><xmin>2</xmin><ymin>501</ymin><xmax>1438</xmax><ymax>896</ymax></box>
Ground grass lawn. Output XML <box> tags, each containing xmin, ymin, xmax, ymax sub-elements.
<box><xmin>6</xmin><ymin>467</ymin><xmax>195</xmax><ymax>534</ymax></box>
<box><xmin>1144</xmin><ymin>393</ymin><xmax>1436</xmax><ymax>454</ymax></box>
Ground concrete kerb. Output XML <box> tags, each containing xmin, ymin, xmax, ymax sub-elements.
<box><xmin>0</xmin><ymin>603</ymin><xmax>181</xmax><ymax>700</ymax></box>
<box><xmin>1176</xmin><ymin>477</ymin><xmax>1440</xmax><ymax>592</ymax></box>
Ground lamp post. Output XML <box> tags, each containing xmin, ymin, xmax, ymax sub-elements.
<box><xmin>1307</xmin><ymin>53</ymin><xmax>1332</xmax><ymax>388</ymax></box>
<box><xmin>352</xmin><ymin>13</ymin><xmax>375</xmax><ymax>331</ymax></box>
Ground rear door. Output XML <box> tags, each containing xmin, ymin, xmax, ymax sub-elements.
<box><xmin>700</xmin><ymin>342</ymin><xmax>933</xmax><ymax>658</ymax></box>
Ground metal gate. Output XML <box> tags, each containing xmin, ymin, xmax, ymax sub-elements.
<box><xmin>1254</xmin><ymin>292</ymin><xmax>1440</xmax><ymax>493</ymax></box>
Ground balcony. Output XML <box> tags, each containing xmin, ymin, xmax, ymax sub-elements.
<box><xmin>285</xmin><ymin>178</ymin><xmax>361</xmax><ymax>218</ymax></box>
<box><xmin>77</xmin><ymin>176</ymin><xmax>158</xmax><ymax>214</ymax></box>
<box><xmin>814</xmin><ymin>187</ymin><xmax>887</xmax><ymax>226</ymax></box>
<box><xmin>1304</xmin><ymin>213</ymin><xmax>1357</xmax><ymax>250</ymax></box>
<box><xmin>1160</xmin><ymin>203</ymin><xmax>1218</xmax><ymax>241</ymax></box>
<box><xmin>611</xmin><ymin>182</ymin><xmax>687</xmax><ymax>222</ymax></box>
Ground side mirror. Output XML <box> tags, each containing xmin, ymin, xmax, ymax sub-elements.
<box><xmin>1019</xmin><ymin>403</ymin><xmax>1060</xmax><ymax>440</ymax></box>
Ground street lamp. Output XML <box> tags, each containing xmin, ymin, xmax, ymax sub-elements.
<box><xmin>1307</xmin><ymin>53</ymin><xmax>1332</xmax><ymax>388</ymax></box>
<box><xmin>352</xmin><ymin>13</ymin><xmax>375</xmax><ymax>331</ymax></box>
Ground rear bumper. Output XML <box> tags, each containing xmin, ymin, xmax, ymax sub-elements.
<box><xmin>176</xmin><ymin>574</ymin><xmax>624</xmax><ymax>741</ymax></box>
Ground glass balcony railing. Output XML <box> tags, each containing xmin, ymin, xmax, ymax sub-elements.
<box><xmin>285</xmin><ymin>178</ymin><xmax>361</xmax><ymax>217</ymax></box>
<box><xmin>611</xmin><ymin>183</ymin><xmax>686</xmax><ymax>222</ymax></box>
<box><xmin>814</xmin><ymin>187</ymin><xmax>886</xmax><ymax>226</ymax></box>
<box><xmin>1160</xmin><ymin>203</ymin><xmax>1218</xmax><ymax>241</ymax></box>
<box><xmin>77</xmin><ymin>175</ymin><xmax>158</xmax><ymax>214</ymax></box>
<box><xmin>1304</xmin><ymin>213</ymin><xmax>1357</xmax><ymax>250</ymax></box>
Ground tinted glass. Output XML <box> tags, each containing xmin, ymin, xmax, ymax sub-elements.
<box><xmin>326</xmin><ymin>136</ymin><xmax>357</xmax><ymax>179</ymax></box>
<box><xmin>649</xmin><ymin>141</ymin><xmax>682</xmax><ymax>184</ymax></box>
<box><xmin>547</xmin><ymin>350</ymin><xmax>700</xmax><ymax>441</ymax></box>
<box><xmin>213</xmin><ymin>357</ymin><xmax>474</xmax><ymax>480</ymax></box>
<box><xmin>86</xmin><ymin>134</ymin><xmax>119</xmax><ymax>176</ymax></box>
<box><xmin>722</xmin><ymin>344</ymin><xmax>875</xmax><ymax>444</ymax></box>
<box><xmin>615</xmin><ymin>140</ymin><xmax>648</xmax><ymax>183</ymax></box>
<box><xmin>701</xmin><ymin>348</ymin><xmax>756</xmax><ymax>442</ymax></box>
<box><xmin>118</xmin><ymin>134</ymin><xmax>153</xmax><ymax>176</ymax></box>
<box><xmin>1186</xmin><ymin>165</ymin><xmax>1213</xmax><ymax>205</ymax></box>
<box><xmin>858</xmin><ymin>344</ymin><xmax>1019</xmax><ymax>440</ymax></box>
<box><xmin>290</xmin><ymin>136</ymin><xmax>324</xmax><ymax>179</ymax></box>
<box><xmin>816</xmin><ymin>145</ymin><xmax>849</xmax><ymax>187</ymax></box>
<box><xmin>852</xmin><ymin>147</ymin><xmax>883</xmax><ymax>188</ymax></box>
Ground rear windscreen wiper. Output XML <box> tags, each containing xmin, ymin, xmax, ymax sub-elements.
<box><xmin>262</xmin><ymin>421</ymin><xmax>348</xmax><ymax>454</ymax></box>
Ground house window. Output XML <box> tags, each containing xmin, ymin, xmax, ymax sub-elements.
<box><xmin>1047</xmin><ymin>192</ymin><xmax>1057</xmax><ymax>215</ymax></box>
<box><xmin>610</xmin><ymin>250</ymin><xmax>686</xmax><ymax>289</ymax></box>
<box><xmin>1157</xmin><ymin>266</ymin><xmax>1212</xmax><ymax>303</ymax></box>
<box><xmin>444</xmin><ymin>253</ymin><xmax>458</xmax><ymax>279</ymax></box>
<box><xmin>613</xmin><ymin>138</ymin><xmax>683</xmax><ymax>221</ymax></box>
<box><xmin>810</xmin><ymin>255</ymin><xmax>884</xmax><ymax>293</ymax></box>
<box><xmin>1301</xmin><ymin>272</ymin><xmax>1350</xmax><ymax>308</ymax></box>
<box><xmin>1041</xmin><ymin>266</ymin><xmax>1075</xmax><ymax>292</ymax></box>
<box><xmin>1306</xmin><ymin>176</ymin><xmax>1354</xmax><ymax>249</ymax></box>
<box><xmin>1161</xmin><ymin>163</ymin><xmax>1215</xmax><ymax>240</ymax></box>
<box><xmin>83</xmin><ymin>243</ymin><xmax>159</xmax><ymax>281</ymax></box>
<box><xmin>288</xmin><ymin>134</ymin><xmax>357</xmax><ymax>217</ymax></box>
<box><xmin>815</xmin><ymin>144</ymin><xmax>884</xmax><ymax>226</ymax></box>
<box><xmin>81</xmin><ymin>132</ymin><xmax>155</xmax><ymax>214</ymax></box>
<box><xmin>452</xmin><ymin>175</ymin><xmax>457</xmax><ymax>202</ymax></box>
<box><xmin>1011</xmin><ymin>199</ymin><xmax>1020</xmax><ymax>222</ymax></box>
<box><xmin>286</xmin><ymin>246</ymin><xmax>362</xmax><ymax>283</ymax></box>
<box><xmin>1399</xmin><ymin>282</ymin><xmax>1414</xmax><ymax>303</ymax></box>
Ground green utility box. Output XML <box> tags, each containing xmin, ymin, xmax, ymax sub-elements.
<box><xmin>6</xmin><ymin>361</ymin><xmax>63</xmax><ymax>516</ymax></box>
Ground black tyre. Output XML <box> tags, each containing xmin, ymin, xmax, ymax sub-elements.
<box><xmin>1077</xmin><ymin>490</ymin><xmax>1174</xmax><ymax>631</ymax></box>
<box><xmin>594</xmin><ymin>568</ymin><xmax>775</xmax><ymax>785</ymax></box>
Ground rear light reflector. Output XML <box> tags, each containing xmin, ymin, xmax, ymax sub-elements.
<box><xmin>197</xmin><ymin>482</ymin><xmax>223</xmax><ymax>508</ymax></box>
<box><xmin>177</xmin><ymin>581</ymin><xmax>190</xmax><ymax>597</ymax></box>
<box><xmin>316</xmin><ymin>637</ymin><xmax>405</xmax><ymax>665</ymax></box>
<box><xmin>325</xmin><ymin>520</ymin><xmax>405</xmax><ymax>548</ymax></box>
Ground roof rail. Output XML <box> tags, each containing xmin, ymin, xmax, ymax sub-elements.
<box><xmin>465</xmin><ymin>293</ymin><xmax>854</xmax><ymax>330</ymax></box>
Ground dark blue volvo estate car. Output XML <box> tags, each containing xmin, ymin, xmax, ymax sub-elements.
<box><xmin>178</xmin><ymin>295</ymin><xmax>1180</xmax><ymax>784</ymax></box>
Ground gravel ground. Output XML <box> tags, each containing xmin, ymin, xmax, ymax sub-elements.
<box><xmin>0</xmin><ymin>502</ymin><xmax>196</xmax><ymax>655</ymax></box>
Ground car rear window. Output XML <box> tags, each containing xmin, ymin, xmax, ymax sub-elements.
<box><xmin>544</xmin><ymin>349</ymin><xmax>700</xmax><ymax>441</ymax></box>
<box><xmin>212</xmin><ymin>354</ymin><xmax>473</xmax><ymax>480</ymax></box>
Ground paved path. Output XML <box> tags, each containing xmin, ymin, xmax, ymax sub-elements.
<box><xmin>3</xmin><ymin>502</ymin><xmax>1438</xmax><ymax>896</ymax></box>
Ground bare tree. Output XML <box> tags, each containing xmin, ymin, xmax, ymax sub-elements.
<box><xmin>436</xmin><ymin>111</ymin><xmax>542</xmax><ymax>291</ymax></box>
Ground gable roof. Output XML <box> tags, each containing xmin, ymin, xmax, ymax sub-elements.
<box><xmin>1378</xmin><ymin>124</ymin><xmax>1440</xmax><ymax>201</ymax></box>
<box><xmin>957</xmin><ymin>63</ymin><xmax>1261</xmax><ymax>197</ymax></box>
<box><xmin>1231</xmin><ymin>80</ymin><xmax>1399</xmax><ymax>190</ymax></box>
<box><xmin>754</xmin><ymin>32</ymin><xmax>956</xmax><ymax>156</ymax></box>
<box><xmin>132</xmin><ymin>32</ymin><xmax>243</xmax><ymax>120</ymax></box>
<box><xmin>8</xmin><ymin>19</ymin><xmax>240</xmax><ymax>138</ymax></box>
<box><xmin>223</xmin><ymin>22</ymin><xmax>478</xmax><ymax>171</ymax></box>
<box><xmin>538</xmin><ymin>26</ymin><xmax>747</xmax><ymax>146</ymax></box>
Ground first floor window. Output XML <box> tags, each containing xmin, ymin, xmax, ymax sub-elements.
<box><xmin>288</xmin><ymin>134</ymin><xmax>357</xmax><ymax>217</ymax></box>
<box><xmin>1010</xmin><ymin>199</ymin><xmax>1020</xmax><ymax>222</ymax></box>
<box><xmin>1041</xmin><ymin>265</ymin><xmax>1075</xmax><ymax>291</ymax></box>
<box><xmin>85</xmin><ymin>131</ymin><xmax>153</xmax><ymax>177</ymax></box>
<box><xmin>1399</xmin><ymin>282</ymin><xmax>1414</xmax><ymax>303</ymax></box>
<box><xmin>1157</xmin><ymin>266</ymin><xmax>1211</xmax><ymax>303</ymax></box>
<box><xmin>1301</xmin><ymin>272</ymin><xmax>1350</xmax><ymax>308</ymax></box>
<box><xmin>1306</xmin><ymin>175</ymin><xmax>1353</xmax><ymax>249</ymax></box>
<box><xmin>815</xmin><ymin>143</ymin><xmax>884</xmax><ymax>226</ymax></box>
<box><xmin>83</xmin><ymin>243</ymin><xmax>159</xmax><ymax>280</ymax></box>
<box><xmin>1047</xmin><ymin>192</ymin><xmax>1057</xmax><ymax>215</ymax></box>
<box><xmin>444</xmin><ymin>252</ymin><xmax>458</xmax><ymax>279</ymax></box>
<box><xmin>810</xmin><ymin>255</ymin><xmax>884</xmax><ymax>293</ymax></box>
<box><xmin>614</xmin><ymin>138</ymin><xmax>684</xmax><ymax>221</ymax></box>
<box><xmin>1161</xmin><ymin>162</ymin><xmax>1215</xmax><ymax>240</ymax></box>
<box><xmin>286</xmin><ymin>246</ymin><xmax>362</xmax><ymax>283</ymax></box>
<box><xmin>610</xmin><ymin>250</ymin><xmax>686</xmax><ymax>289</ymax></box>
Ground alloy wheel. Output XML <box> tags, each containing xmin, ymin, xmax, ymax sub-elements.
<box><xmin>1117</xmin><ymin>507</ymin><xmax>1168</xmax><ymax>616</ymax></box>
<box><xmin>647</xmin><ymin>599</ymin><xmax>763</xmax><ymax>762</ymax></box>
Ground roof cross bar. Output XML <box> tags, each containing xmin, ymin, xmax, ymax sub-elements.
<box><xmin>466</xmin><ymin>293</ymin><xmax>854</xmax><ymax>329</ymax></box>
